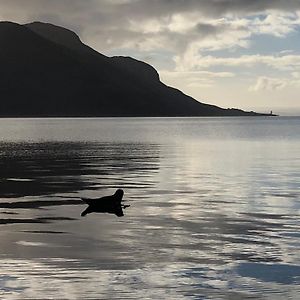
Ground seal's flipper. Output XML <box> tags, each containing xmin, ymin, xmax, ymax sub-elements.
<box><xmin>81</xmin><ymin>206</ymin><xmax>91</xmax><ymax>217</ymax></box>
<box><xmin>115</xmin><ymin>207</ymin><xmax>124</xmax><ymax>217</ymax></box>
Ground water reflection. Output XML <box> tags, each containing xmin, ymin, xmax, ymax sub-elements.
<box><xmin>0</xmin><ymin>141</ymin><xmax>159</xmax><ymax>224</ymax></box>
<box><xmin>0</xmin><ymin>118</ymin><xmax>299</xmax><ymax>299</ymax></box>
<box><xmin>0</xmin><ymin>141</ymin><xmax>160</xmax><ymax>198</ymax></box>
<box><xmin>0</xmin><ymin>216</ymin><xmax>76</xmax><ymax>225</ymax></box>
<box><xmin>236</xmin><ymin>263</ymin><xmax>300</xmax><ymax>284</ymax></box>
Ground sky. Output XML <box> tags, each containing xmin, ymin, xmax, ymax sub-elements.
<box><xmin>1</xmin><ymin>0</ymin><xmax>300</xmax><ymax>115</ymax></box>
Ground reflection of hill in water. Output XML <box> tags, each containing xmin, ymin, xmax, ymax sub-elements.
<box><xmin>0</xmin><ymin>142</ymin><xmax>159</xmax><ymax>223</ymax></box>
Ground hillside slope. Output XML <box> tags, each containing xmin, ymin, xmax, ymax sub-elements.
<box><xmin>0</xmin><ymin>21</ymin><xmax>267</xmax><ymax>117</ymax></box>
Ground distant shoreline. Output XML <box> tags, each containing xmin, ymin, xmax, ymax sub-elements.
<box><xmin>0</xmin><ymin>114</ymin><xmax>279</xmax><ymax>118</ymax></box>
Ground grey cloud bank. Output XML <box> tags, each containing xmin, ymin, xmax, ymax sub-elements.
<box><xmin>1</xmin><ymin>0</ymin><xmax>300</xmax><ymax>37</ymax></box>
<box><xmin>0</xmin><ymin>0</ymin><xmax>299</xmax><ymax>55</ymax></box>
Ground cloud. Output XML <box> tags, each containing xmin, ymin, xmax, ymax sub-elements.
<box><xmin>161</xmin><ymin>71</ymin><xmax>235</xmax><ymax>78</ymax></box>
<box><xmin>102</xmin><ymin>1</ymin><xmax>300</xmax><ymax>19</ymax></box>
<box><xmin>172</xmin><ymin>10</ymin><xmax>300</xmax><ymax>71</ymax></box>
<box><xmin>175</xmin><ymin>53</ymin><xmax>300</xmax><ymax>72</ymax></box>
<box><xmin>160</xmin><ymin>70</ymin><xmax>235</xmax><ymax>88</ymax></box>
<box><xmin>252</xmin><ymin>11</ymin><xmax>300</xmax><ymax>37</ymax></box>
<box><xmin>249</xmin><ymin>75</ymin><xmax>300</xmax><ymax>91</ymax></box>
<box><xmin>292</xmin><ymin>71</ymin><xmax>300</xmax><ymax>78</ymax></box>
<box><xmin>250</xmin><ymin>77</ymin><xmax>287</xmax><ymax>91</ymax></box>
<box><xmin>0</xmin><ymin>1</ymin><xmax>300</xmax><ymax>54</ymax></box>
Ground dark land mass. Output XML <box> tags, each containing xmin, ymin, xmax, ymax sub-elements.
<box><xmin>0</xmin><ymin>21</ymin><xmax>273</xmax><ymax>117</ymax></box>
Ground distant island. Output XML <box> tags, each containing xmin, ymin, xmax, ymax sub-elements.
<box><xmin>0</xmin><ymin>21</ymin><xmax>274</xmax><ymax>117</ymax></box>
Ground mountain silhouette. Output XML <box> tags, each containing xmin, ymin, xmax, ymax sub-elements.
<box><xmin>0</xmin><ymin>21</ymin><xmax>268</xmax><ymax>117</ymax></box>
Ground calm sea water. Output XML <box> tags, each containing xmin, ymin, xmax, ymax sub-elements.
<box><xmin>0</xmin><ymin>117</ymin><xmax>299</xmax><ymax>299</ymax></box>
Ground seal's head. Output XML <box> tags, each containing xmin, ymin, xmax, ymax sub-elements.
<box><xmin>114</xmin><ymin>189</ymin><xmax>124</xmax><ymax>200</ymax></box>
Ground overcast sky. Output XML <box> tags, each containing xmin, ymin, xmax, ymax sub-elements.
<box><xmin>1</xmin><ymin>0</ymin><xmax>300</xmax><ymax>114</ymax></box>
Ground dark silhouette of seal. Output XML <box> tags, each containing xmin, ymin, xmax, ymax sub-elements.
<box><xmin>81</xmin><ymin>189</ymin><xmax>129</xmax><ymax>217</ymax></box>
